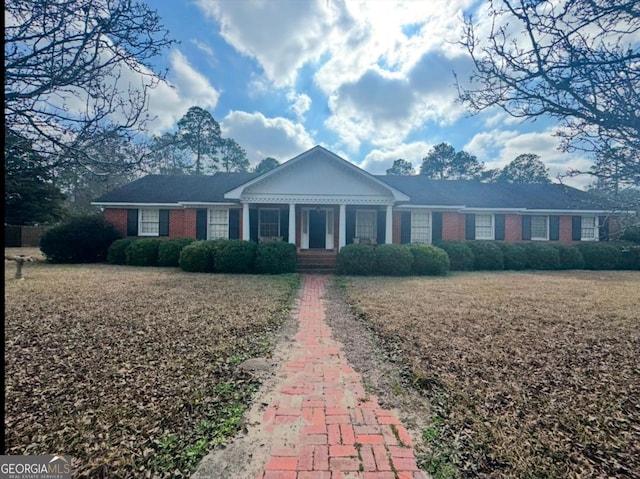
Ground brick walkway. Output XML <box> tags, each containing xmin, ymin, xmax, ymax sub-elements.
<box><xmin>257</xmin><ymin>275</ymin><xmax>427</xmax><ymax>479</ymax></box>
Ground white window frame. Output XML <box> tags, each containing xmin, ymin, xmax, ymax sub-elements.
<box><xmin>139</xmin><ymin>208</ymin><xmax>159</xmax><ymax>236</ymax></box>
<box><xmin>581</xmin><ymin>216</ymin><xmax>599</xmax><ymax>241</ymax></box>
<box><xmin>355</xmin><ymin>210</ymin><xmax>377</xmax><ymax>243</ymax></box>
<box><xmin>475</xmin><ymin>214</ymin><xmax>494</xmax><ymax>240</ymax></box>
<box><xmin>259</xmin><ymin>208</ymin><xmax>280</xmax><ymax>238</ymax></box>
<box><xmin>531</xmin><ymin>215</ymin><xmax>549</xmax><ymax>241</ymax></box>
<box><xmin>411</xmin><ymin>210</ymin><xmax>432</xmax><ymax>244</ymax></box>
<box><xmin>208</xmin><ymin>208</ymin><xmax>229</xmax><ymax>240</ymax></box>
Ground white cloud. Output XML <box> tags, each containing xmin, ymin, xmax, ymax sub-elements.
<box><xmin>147</xmin><ymin>50</ymin><xmax>220</xmax><ymax>134</ymax></box>
<box><xmin>360</xmin><ymin>141</ymin><xmax>433</xmax><ymax>174</ymax></box>
<box><xmin>221</xmin><ymin>111</ymin><xmax>315</xmax><ymax>164</ymax></box>
<box><xmin>464</xmin><ymin>128</ymin><xmax>595</xmax><ymax>188</ymax></box>
<box><xmin>287</xmin><ymin>91</ymin><xmax>312</xmax><ymax>121</ymax></box>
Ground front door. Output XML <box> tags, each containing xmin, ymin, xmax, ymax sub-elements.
<box><xmin>308</xmin><ymin>209</ymin><xmax>326</xmax><ymax>249</ymax></box>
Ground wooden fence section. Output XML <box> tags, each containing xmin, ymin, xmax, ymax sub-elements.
<box><xmin>4</xmin><ymin>225</ymin><xmax>47</xmax><ymax>247</ymax></box>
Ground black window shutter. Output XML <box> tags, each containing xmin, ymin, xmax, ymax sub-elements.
<box><xmin>228</xmin><ymin>209</ymin><xmax>240</xmax><ymax>240</ymax></box>
<box><xmin>572</xmin><ymin>216</ymin><xmax>582</xmax><ymax>241</ymax></box>
<box><xmin>127</xmin><ymin>209</ymin><xmax>138</xmax><ymax>236</ymax></box>
<box><xmin>280</xmin><ymin>208</ymin><xmax>289</xmax><ymax>242</ymax></box>
<box><xmin>377</xmin><ymin>210</ymin><xmax>386</xmax><ymax>244</ymax></box>
<box><xmin>494</xmin><ymin>214</ymin><xmax>505</xmax><ymax>241</ymax></box>
<box><xmin>522</xmin><ymin>215</ymin><xmax>532</xmax><ymax>240</ymax></box>
<box><xmin>465</xmin><ymin>214</ymin><xmax>476</xmax><ymax>240</ymax></box>
<box><xmin>400</xmin><ymin>211</ymin><xmax>411</xmax><ymax>244</ymax></box>
<box><xmin>549</xmin><ymin>215</ymin><xmax>560</xmax><ymax>241</ymax></box>
<box><xmin>249</xmin><ymin>209</ymin><xmax>258</xmax><ymax>242</ymax></box>
<box><xmin>346</xmin><ymin>209</ymin><xmax>355</xmax><ymax>245</ymax></box>
<box><xmin>599</xmin><ymin>216</ymin><xmax>609</xmax><ymax>241</ymax></box>
<box><xmin>159</xmin><ymin>209</ymin><xmax>170</xmax><ymax>237</ymax></box>
<box><xmin>196</xmin><ymin>209</ymin><xmax>207</xmax><ymax>240</ymax></box>
<box><xmin>432</xmin><ymin>212</ymin><xmax>442</xmax><ymax>243</ymax></box>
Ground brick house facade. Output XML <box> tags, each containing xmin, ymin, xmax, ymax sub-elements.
<box><xmin>94</xmin><ymin>146</ymin><xmax>613</xmax><ymax>250</ymax></box>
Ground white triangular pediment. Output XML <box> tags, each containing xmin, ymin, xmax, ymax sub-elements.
<box><xmin>225</xmin><ymin>146</ymin><xmax>408</xmax><ymax>204</ymax></box>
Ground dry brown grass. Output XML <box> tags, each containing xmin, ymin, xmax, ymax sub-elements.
<box><xmin>4</xmin><ymin>257</ymin><xmax>298</xmax><ymax>478</ymax></box>
<box><xmin>342</xmin><ymin>271</ymin><xmax>640</xmax><ymax>479</ymax></box>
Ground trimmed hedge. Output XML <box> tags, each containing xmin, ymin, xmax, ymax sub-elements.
<box><xmin>555</xmin><ymin>245</ymin><xmax>585</xmax><ymax>270</ymax></box>
<box><xmin>179</xmin><ymin>241</ymin><xmax>216</xmax><ymax>272</ymax></box>
<box><xmin>434</xmin><ymin>241</ymin><xmax>475</xmax><ymax>271</ymax></box>
<box><xmin>336</xmin><ymin>244</ymin><xmax>376</xmax><ymax>275</ymax></box>
<box><xmin>213</xmin><ymin>239</ymin><xmax>257</xmax><ymax>273</ymax></box>
<box><xmin>158</xmin><ymin>238</ymin><xmax>196</xmax><ymax>267</ymax></box>
<box><xmin>616</xmin><ymin>242</ymin><xmax>640</xmax><ymax>270</ymax></box>
<box><xmin>375</xmin><ymin>244</ymin><xmax>414</xmax><ymax>276</ymax></box>
<box><xmin>410</xmin><ymin>244</ymin><xmax>450</xmax><ymax>276</ymax></box>
<box><xmin>523</xmin><ymin>243</ymin><xmax>560</xmax><ymax>270</ymax></box>
<box><xmin>467</xmin><ymin>241</ymin><xmax>504</xmax><ymax>270</ymax></box>
<box><xmin>125</xmin><ymin>239</ymin><xmax>162</xmax><ymax>266</ymax></box>
<box><xmin>496</xmin><ymin>243</ymin><xmax>528</xmax><ymax>270</ymax></box>
<box><xmin>576</xmin><ymin>243</ymin><xmax>622</xmax><ymax>270</ymax></box>
<box><xmin>40</xmin><ymin>215</ymin><xmax>122</xmax><ymax>263</ymax></box>
<box><xmin>107</xmin><ymin>238</ymin><xmax>134</xmax><ymax>265</ymax></box>
<box><xmin>255</xmin><ymin>241</ymin><xmax>296</xmax><ymax>274</ymax></box>
<box><xmin>621</xmin><ymin>226</ymin><xmax>640</xmax><ymax>243</ymax></box>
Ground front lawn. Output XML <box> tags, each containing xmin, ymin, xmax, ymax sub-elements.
<box><xmin>4</xmin><ymin>256</ymin><xmax>298</xmax><ymax>478</ymax></box>
<box><xmin>341</xmin><ymin>271</ymin><xmax>640</xmax><ymax>479</ymax></box>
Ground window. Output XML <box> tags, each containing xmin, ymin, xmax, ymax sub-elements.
<box><xmin>259</xmin><ymin>209</ymin><xmax>280</xmax><ymax>238</ymax></box>
<box><xmin>411</xmin><ymin>211</ymin><xmax>431</xmax><ymax>243</ymax></box>
<box><xmin>139</xmin><ymin>209</ymin><xmax>159</xmax><ymax>236</ymax></box>
<box><xmin>475</xmin><ymin>214</ymin><xmax>494</xmax><ymax>240</ymax></box>
<box><xmin>356</xmin><ymin>210</ymin><xmax>376</xmax><ymax>241</ymax></box>
<box><xmin>581</xmin><ymin>216</ymin><xmax>598</xmax><ymax>241</ymax></box>
<box><xmin>531</xmin><ymin>215</ymin><xmax>549</xmax><ymax>240</ymax></box>
<box><xmin>209</xmin><ymin>208</ymin><xmax>228</xmax><ymax>239</ymax></box>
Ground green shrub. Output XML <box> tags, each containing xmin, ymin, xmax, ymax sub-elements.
<box><xmin>179</xmin><ymin>241</ymin><xmax>216</xmax><ymax>273</ymax></box>
<box><xmin>375</xmin><ymin>244</ymin><xmax>414</xmax><ymax>276</ymax></box>
<box><xmin>621</xmin><ymin>225</ymin><xmax>640</xmax><ymax>243</ymax></box>
<box><xmin>157</xmin><ymin>238</ymin><xmax>196</xmax><ymax>267</ymax></box>
<box><xmin>466</xmin><ymin>241</ymin><xmax>504</xmax><ymax>270</ymax></box>
<box><xmin>125</xmin><ymin>238</ymin><xmax>162</xmax><ymax>266</ymax></box>
<box><xmin>495</xmin><ymin>243</ymin><xmax>528</xmax><ymax>270</ymax></box>
<box><xmin>554</xmin><ymin>245</ymin><xmax>585</xmax><ymax>270</ymax></box>
<box><xmin>615</xmin><ymin>242</ymin><xmax>640</xmax><ymax>270</ymax></box>
<box><xmin>576</xmin><ymin>243</ymin><xmax>622</xmax><ymax>270</ymax></box>
<box><xmin>107</xmin><ymin>238</ymin><xmax>134</xmax><ymax>265</ymax></box>
<box><xmin>336</xmin><ymin>244</ymin><xmax>376</xmax><ymax>275</ymax></box>
<box><xmin>40</xmin><ymin>215</ymin><xmax>122</xmax><ymax>263</ymax></box>
<box><xmin>410</xmin><ymin>244</ymin><xmax>450</xmax><ymax>276</ymax></box>
<box><xmin>524</xmin><ymin>243</ymin><xmax>560</xmax><ymax>270</ymax></box>
<box><xmin>434</xmin><ymin>241</ymin><xmax>474</xmax><ymax>271</ymax></box>
<box><xmin>212</xmin><ymin>239</ymin><xmax>257</xmax><ymax>273</ymax></box>
<box><xmin>255</xmin><ymin>241</ymin><xmax>296</xmax><ymax>274</ymax></box>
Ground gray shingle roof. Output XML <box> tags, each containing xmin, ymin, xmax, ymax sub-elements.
<box><xmin>94</xmin><ymin>173</ymin><xmax>257</xmax><ymax>203</ymax></box>
<box><xmin>94</xmin><ymin>172</ymin><xmax>609</xmax><ymax>211</ymax></box>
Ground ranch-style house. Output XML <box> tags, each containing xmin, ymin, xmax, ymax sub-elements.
<box><xmin>93</xmin><ymin>146</ymin><xmax>615</xmax><ymax>269</ymax></box>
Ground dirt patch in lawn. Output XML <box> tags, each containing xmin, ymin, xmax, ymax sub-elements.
<box><xmin>4</xmin><ymin>261</ymin><xmax>299</xmax><ymax>478</ymax></box>
<box><xmin>340</xmin><ymin>271</ymin><xmax>640</xmax><ymax>479</ymax></box>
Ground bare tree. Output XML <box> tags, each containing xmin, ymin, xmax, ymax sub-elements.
<box><xmin>457</xmin><ymin>0</ymin><xmax>640</xmax><ymax>185</ymax></box>
<box><xmin>4</xmin><ymin>0</ymin><xmax>174</xmax><ymax>170</ymax></box>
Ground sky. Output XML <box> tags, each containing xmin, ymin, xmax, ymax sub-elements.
<box><xmin>140</xmin><ymin>0</ymin><xmax>595</xmax><ymax>187</ymax></box>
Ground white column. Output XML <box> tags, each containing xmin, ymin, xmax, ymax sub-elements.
<box><xmin>242</xmin><ymin>202</ymin><xmax>250</xmax><ymax>241</ymax></box>
<box><xmin>288</xmin><ymin>203</ymin><xmax>296</xmax><ymax>245</ymax></box>
<box><xmin>339</xmin><ymin>204</ymin><xmax>346</xmax><ymax>249</ymax></box>
<box><xmin>385</xmin><ymin>204</ymin><xmax>393</xmax><ymax>244</ymax></box>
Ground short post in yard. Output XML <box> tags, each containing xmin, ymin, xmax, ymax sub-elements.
<box><xmin>5</xmin><ymin>254</ymin><xmax>34</xmax><ymax>279</ymax></box>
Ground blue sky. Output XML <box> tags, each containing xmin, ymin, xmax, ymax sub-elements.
<box><xmin>141</xmin><ymin>0</ymin><xmax>594</xmax><ymax>187</ymax></box>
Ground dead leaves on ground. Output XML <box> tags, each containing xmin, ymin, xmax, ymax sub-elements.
<box><xmin>344</xmin><ymin>271</ymin><xmax>640</xmax><ymax>479</ymax></box>
<box><xmin>4</xmin><ymin>263</ymin><xmax>298</xmax><ymax>478</ymax></box>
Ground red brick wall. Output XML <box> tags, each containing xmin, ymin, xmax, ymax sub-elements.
<box><xmin>505</xmin><ymin>214</ymin><xmax>521</xmax><ymax>242</ymax></box>
<box><xmin>392</xmin><ymin>211</ymin><xmax>402</xmax><ymax>244</ymax></box>
<box><xmin>168</xmin><ymin>209</ymin><xmax>185</xmax><ymax>238</ymax></box>
<box><xmin>183</xmin><ymin>209</ymin><xmax>198</xmax><ymax>238</ymax></box>
<box><xmin>442</xmin><ymin>212</ymin><xmax>464</xmax><ymax>241</ymax></box>
<box><xmin>105</xmin><ymin>209</ymin><xmax>127</xmax><ymax>237</ymax></box>
<box><xmin>559</xmin><ymin>215</ymin><xmax>574</xmax><ymax>244</ymax></box>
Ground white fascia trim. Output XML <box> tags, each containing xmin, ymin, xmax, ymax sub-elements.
<box><xmin>395</xmin><ymin>204</ymin><xmax>466</xmax><ymax>210</ymax></box>
<box><xmin>91</xmin><ymin>202</ymin><xmax>179</xmax><ymax>208</ymax></box>
<box><xmin>178</xmin><ymin>202</ymin><xmax>239</xmax><ymax>207</ymax></box>
<box><xmin>522</xmin><ymin>209</ymin><xmax>613</xmax><ymax>214</ymax></box>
